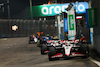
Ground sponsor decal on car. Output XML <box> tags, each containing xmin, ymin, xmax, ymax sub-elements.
<box><xmin>44</xmin><ymin>50</ymin><xmax>49</xmax><ymax>53</ymax></box>
<box><xmin>71</xmin><ymin>52</ymin><xmax>85</xmax><ymax>56</ymax></box>
<box><xmin>51</xmin><ymin>53</ymin><xmax>63</xmax><ymax>58</ymax></box>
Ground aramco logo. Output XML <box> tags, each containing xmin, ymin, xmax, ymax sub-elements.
<box><xmin>41</xmin><ymin>4</ymin><xmax>86</xmax><ymax>15</ymax></box>
<box><xmin>41</xmin><ymin>5</ymin><xmax>68</xmax><ymax>15</ymax></box>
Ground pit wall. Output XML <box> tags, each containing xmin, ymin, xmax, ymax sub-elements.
<box><xmin>91</xmin><ymin>0</ymin><xmax>100</xmax><ymax>53</ymax></box>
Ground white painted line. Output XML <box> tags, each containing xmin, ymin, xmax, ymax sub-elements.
<box><xmin>3</xmin><ymin>38</ymin><xmax>7</xmax><ymax>40</ymax></box>
<box><xmin>88</xmin><ymin>57</ymin><xmax>100</xmax><ymax>66</ymax></box>
<box><xmin>0</xmin><ymin>38</ymin><xmax>7</xmax><ymax>40</ymax></box>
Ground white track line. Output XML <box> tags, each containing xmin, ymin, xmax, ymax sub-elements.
<box><xmin>88</xmin><ymin>57</ymin><xmax>100</xmax><ymax>66</ymax></box>
<box><xmin>0</xmin><ymin>38</ymin><xmax>7</xmax><ymax>40</ymax></box>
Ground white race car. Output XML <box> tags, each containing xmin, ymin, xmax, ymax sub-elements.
<box><xmin>48</xmin><ymin>40</ymin><xmax>89</xmax><ymax>61</ymax></box>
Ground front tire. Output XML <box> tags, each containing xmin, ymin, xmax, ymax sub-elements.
<box><xmin>41</xmin><ymin>44</ymin><xmax>47</xmax><ymax>55</ymax></box>
<box><xmin>48</xmin><ymin>46</ymin><xmax>56</xmax><ymax>61</ymax></box>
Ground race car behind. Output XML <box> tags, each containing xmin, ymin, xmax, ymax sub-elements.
<box><xmin>29</xmin><ymin>35</ymin><xmax>37</xmax><ymax>44</ymax></box>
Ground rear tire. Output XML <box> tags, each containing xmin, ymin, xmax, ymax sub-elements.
<box><xmin>80</xmin><ymin>44</ymin><xmax>89</xmax><ymax>58</ymax></box>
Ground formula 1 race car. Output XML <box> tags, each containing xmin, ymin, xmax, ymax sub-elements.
<box><xmin>40</xmin><ymin>39</ymin><xmax>59</xmax><ymax>54</ymax></box>
<box><xmin>40</xmin><ymin>39</ymin><xmax>71</xmax><ymax>54</ymax></box>
<box><xmin>29</xmin><ymin>35</ymin><xmax>37</xmax><ymax>44</ymax></box>
<box><xmin>47</xmin><ymin>40</ymin><xmax>89</xmax><ymax>61</ymax></box>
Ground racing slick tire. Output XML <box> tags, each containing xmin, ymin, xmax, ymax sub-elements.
<box><xmin>80</xmin><ymin>44</ymin><xmax>89</xmax><ymax>58</ymax></box>
<box><xmin>48</xmin><ymin>46</ymin><xmax>56</xmax><ymax>61</ymax></box>
<box><xmin>37</xmin><ymin>40</ymin><xmax>40</xmax><ymax>47</ymax></box>
<box><xmin>41</xmin><ymin>44</ymin><xmax>47</xmax><ymax>55</ymax></box>
<box><xmin>29</xmin><ymin>40</ymin><xmax>35</xmax><ymax>44</ymax></box>
<box><xmin>29</xmin><ymin>41</ymin><xmax>31</xmax><ymax>44</ymax></box>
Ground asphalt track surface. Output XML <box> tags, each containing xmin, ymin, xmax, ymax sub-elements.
<box><xmin>0</xmin><ymin>37</ymin><xmax>99</xmax><ymax>67</ymax></box>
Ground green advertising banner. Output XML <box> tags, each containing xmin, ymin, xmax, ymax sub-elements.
<box><xmin>28</xmin><ymin>2</ymin><xmax>89</xmax><ymax>17</ymax></box>
<box><xmin>68</xmin><ymin>6</ymin><xmax>76</xmax><ymax>38</ymax></box>
<box><xmin>28</xmin><ymin>4</ymin><xmax>65</xmax><ymax>17</ymax></box>
<box><xmin>69</xmin><ymin>15</ymin><xmax>75</xmax><ymax>30</ymax></box>
<box><xmin>88</xmin><ymin>8</ymin><xmax>98</xmax><ymax>27</ymax></box>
